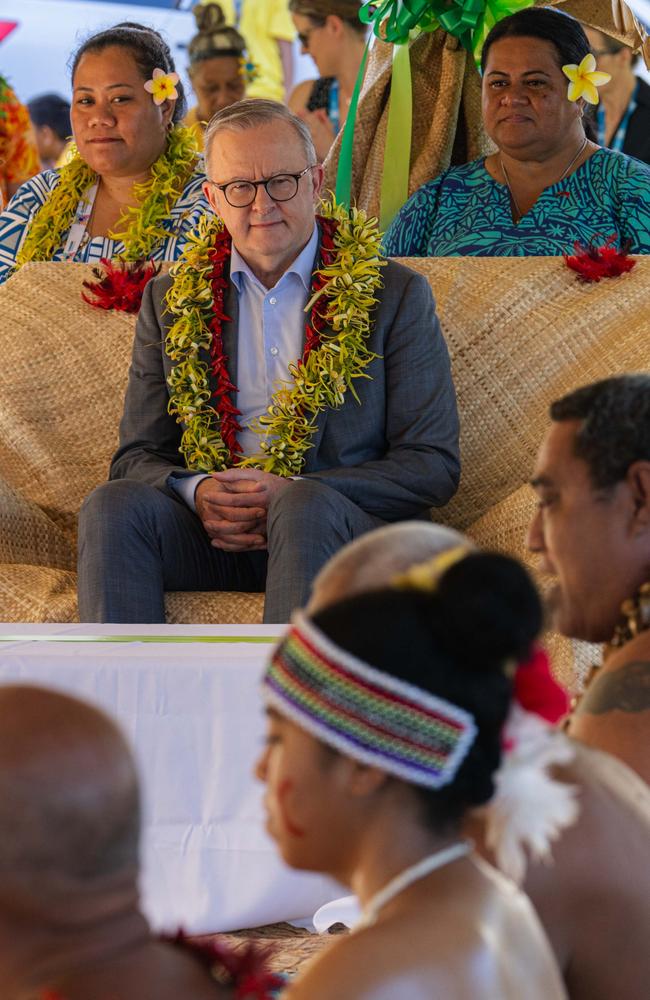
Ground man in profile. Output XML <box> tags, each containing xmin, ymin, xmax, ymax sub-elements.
<box><xmin>0</xmin><ymin>685</ymin><xmax>230</xmax><ymax>999</ymax></box>
<box><xmin>527</xmin><ymin>373</ymin><xmax>650</xmax><ymax>784</ymax></box>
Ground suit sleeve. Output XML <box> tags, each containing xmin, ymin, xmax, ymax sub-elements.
<box><xmin>109</xmin><ymin>276</ymin><xmax>188</xmax><ymax>492</ymax></box>
<box><xmin>302</xmin><ymin>269</ymin><xmax>460</xmax><ymax>521</ymax></box>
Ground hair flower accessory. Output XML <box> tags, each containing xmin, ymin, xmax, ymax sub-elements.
<box><xmin>562</xmin><ymin>54</ymin><xmax>611</xmax><ymax>105</ymax></box>
<box><xmin>239</xmin><ymin>56</ymin><xmax>259</xmax><ymax>86</ymax></box>
<box><xmin>144</xmin><ymin>68</ymin><xmax>180</xmax><ymax>105</ymax></box>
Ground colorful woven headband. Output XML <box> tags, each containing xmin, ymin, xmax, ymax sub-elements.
<box><xmin>263</xmin><ymin>612</ymin><xmax>477</xmax><ymax>790</ymax></box>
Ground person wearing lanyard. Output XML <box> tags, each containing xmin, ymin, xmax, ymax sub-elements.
<box><xmin>583</xmin><ymin>26</ymin><xmax>650</xmax><ymax>165</ymax></box>
<box><xmin>287</xmin><ymin>1</ymin><xmax>367</xmax><ymax>162</ymax></box>
<box><xmin>0</xmin><ymin>23</ymin><xmax>209</xmax><ymax>284</ymax></box>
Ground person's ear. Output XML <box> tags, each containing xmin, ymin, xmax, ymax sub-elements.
<box><xmin>341</xmin><ymin>758</ymin><xmax>390</xmax><ymax>797</ymax></box>
<box><xmin>160</xmin><ymin>98</ymin><xmax>175</xmax><ymax>129</ymax></box>
<box><xmin>626</xmin><ymin>461</ymin><xmax>650</xmax><ymax>534</ymax></box>
<box><xmin>326</xmin><ymin>14</ymin><xmax>345</xmax><ymax>40</ymax></box>
<box><xmin>311</xmin><ymin>162</ymin><xmax>325</xmax><ymax>201</ymax></box>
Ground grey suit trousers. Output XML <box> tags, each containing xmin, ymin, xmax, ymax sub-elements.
<box><xmin>77</xmin><ymin>477</ymin><xmax>384</xmax><ymax>624</ymax></box>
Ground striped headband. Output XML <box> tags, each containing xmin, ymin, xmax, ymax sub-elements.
<box><xmin>262</xmin><ymin>612</ymin><xmax>477</xmax><ymax>790</ymax></box>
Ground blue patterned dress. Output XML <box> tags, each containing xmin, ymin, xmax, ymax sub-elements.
<box><xmin>0</xmin><ymin>162</ymin><xmax>209</xmax><ymax>284</ymax></box>
<box><xmin>383</xmin><ymin>148</ymin><xmax>650</xmax><ymax>257</ymax></box>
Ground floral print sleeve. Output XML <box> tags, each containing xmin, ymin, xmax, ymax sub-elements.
<box><xmin>0</xmin><ymin>76</ymin><xmax>41</xmax><ymax>208</ymax></box>
<box><xmin>383</xmin><ymin>175</ymin><xmax>444</xmax><ymax>256</ymax></box>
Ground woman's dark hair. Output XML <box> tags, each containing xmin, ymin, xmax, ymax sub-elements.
<box><xmin>480</xmin><ymin>7</ymin><xmax>590</xmax><ymax>73</ymax></box>
<box><xmin>311</xmin><ymin>552</ymin><xmax>543</xmax><ymax>834</ymax></box>
<box><xmin>188</xmin><ymin>1</ymin><xmax>246</xmax><ymax>67</ymax></box>
<box><xmin>71</xmin><ymin>22</ymin><xmax>187</xmax><ymax>122</ymax></box>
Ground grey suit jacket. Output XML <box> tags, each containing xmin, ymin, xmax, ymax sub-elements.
<box><xmin>111</xmin><ymin>241</ymin><xmax>460</xmax><ymax>522</ymax></box>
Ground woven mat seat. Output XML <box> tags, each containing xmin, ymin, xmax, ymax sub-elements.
<box><xmin>1</xmin><ymin>258</ymin><xmax>648</xmax><ymax>686</ymax></box>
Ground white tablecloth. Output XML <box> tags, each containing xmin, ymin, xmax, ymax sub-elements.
<box><xmin>0</xmin><ymin>624</ymin><xmax>342</xmax><ymax>933</ymax></box>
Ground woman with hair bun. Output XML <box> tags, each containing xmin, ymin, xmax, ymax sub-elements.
<box><xmin>257</xmin><ymin>551</ymin><xmax>571</xmax><ymax>999</ymax></box>
<box><xmin>185</xmin><ymin>1</ymin><xmax>248</xmax><ymax>147</ymax></box>
<box><xmin>0</xmin><ymin>22</ymin><xmax>208</xmax><ymax>283</ymax></box>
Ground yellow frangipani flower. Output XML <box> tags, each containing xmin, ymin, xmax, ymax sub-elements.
<box><xmin>144</xmin><ymin>68</ymin><xmax>180</xmax><ymax>105</ymax></box>
<box><xmin>562</xmin><ymin>53</ymin><xmax>611</xmax><ymax>105</ymax></box>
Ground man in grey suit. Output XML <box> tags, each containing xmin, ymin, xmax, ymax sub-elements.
<box><xmin>77</xmin><ymin>100</ymin><xmax>460</xmax><ymax>624</ymax></box>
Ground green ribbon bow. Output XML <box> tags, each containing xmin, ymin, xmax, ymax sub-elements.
<box><xmin>359</xmin><ymin>0</ymin><xmax>439</xmax><ymax>44</ymax></box>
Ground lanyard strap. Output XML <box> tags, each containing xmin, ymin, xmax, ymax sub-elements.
<box><xmin>328</xmin><ymin>78</ymin><xmax>340</xmax><ymax>136</ymax></box>
<box><xmin>60</xmin><ymin>180</ymin><xmax>99</xmax><ymax>260</ymax></box>
<box><xmin>597</xmin><ymin>80</ymin><xmax>639</xmax><ymax>152</ymax></box>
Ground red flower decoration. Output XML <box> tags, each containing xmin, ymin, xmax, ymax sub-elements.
<box><xmin>513</xmin><ymin>645</ymin><xmax>570</xmax><ymax>725</ymax></box>
<box><xmin>82</xmin><ymin>258</ymin><xmax>160</xmax><ymax>312</ymax></box>
<box><xmin>565</xmin><ymin>234</ymin><xmax>636</xmax><ymax>283</ymax></box>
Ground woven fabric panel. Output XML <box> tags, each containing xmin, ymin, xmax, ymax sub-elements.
<box><xmin>0</xmin><ymin>262</ymin><xmax>135</xmax><ymax>547</ymax></box>
<box><xmin>0</xmin><ymin>564</ymin><xmax>78</xmax><ymax>622</ymax></box>
<box><xmin>164</xmin><ymin>590</ymin><xmax>264</xmax><ymax>624</ymax></box>
<box><xmin>401</xmin><ymin>255</ymin><xmax>650</xmax><ymax>532</ymax></box>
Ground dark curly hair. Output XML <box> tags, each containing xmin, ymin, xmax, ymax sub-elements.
<box><xmin>71</xmin><ymin>22</ymin><xmax>187</xmax><ymax>122</ymax></box>
<box><xmin>311</xmin><ymin>552</ymin><xmax>542</xmax><ymax>834</ymax></box>
<box><xmin>550</xmin><ymin>374</ymin><xmax>650</xmax><ymax>490</ymax></box>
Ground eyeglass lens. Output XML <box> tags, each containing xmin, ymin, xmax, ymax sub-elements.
<box><xmin>225</xmin><ymin>174</ymin><xmax>300</xmax><ymax>207</ymax></box>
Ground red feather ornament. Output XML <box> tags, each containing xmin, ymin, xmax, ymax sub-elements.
<box><xmin>565</xmin><ymin>234</ymin><xmax>636</xmax><ymax>283</ymax></box>
<box><xmin>82</xmin><ymin>258</ymin><xmax>160</xmax><ymax>312</ymax></box>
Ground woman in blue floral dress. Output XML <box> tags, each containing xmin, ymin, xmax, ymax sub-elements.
<box><xmin>384</xmin><ymin>8</ymin><xmax>650</xmax><ymax>258</ymax></box>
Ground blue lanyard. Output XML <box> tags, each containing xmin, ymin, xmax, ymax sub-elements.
<box><xmin>328</xmin><ymin>78</ymin><xmax>340</xmax><ymax>135</ymax></box>
<box><xmin>597</xmin><ymin>80</ymin><xmax>639</xmax><ymax>152</ymax></box>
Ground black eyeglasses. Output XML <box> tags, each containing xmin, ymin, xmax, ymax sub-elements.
<box><xmin>209</xmin><ymin>166</ymin><xmax>316</xmax><ymax>208</ymax></box>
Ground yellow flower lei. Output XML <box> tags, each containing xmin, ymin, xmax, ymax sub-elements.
<box><xmin>15</xmin><ymin>125</ymin><xmax>199</xmax><ymax>269</ymax></box>
<box><xmin>165</xmin><ymin>199</ymin><xmax>386</xmax><ymax>477</ymax></box>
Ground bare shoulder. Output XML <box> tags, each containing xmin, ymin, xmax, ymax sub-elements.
<box><xmin>568</xmin><ymin>633</ymin><xmax>650</xmax><ymax>782</ymax></box>
<box><xmin>288</xmin><ymin>79</ymin><xmax>315</xmax><ymax>113</ymax></box>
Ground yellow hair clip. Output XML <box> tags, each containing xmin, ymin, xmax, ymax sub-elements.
<box><xmin>562</xmin><ymin>54</ymin><xmax>611</xmax><ymax>106</ymax></box>
<box><xmin>392</xmin><ymin>546</ymin><xmax>470</xmax><ymax>592</ymax></box>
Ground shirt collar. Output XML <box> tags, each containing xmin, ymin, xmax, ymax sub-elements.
<box><xmin>230</xmin><ymin>223</ymin><xmax>319</xmax><ymax>293</ymax></box>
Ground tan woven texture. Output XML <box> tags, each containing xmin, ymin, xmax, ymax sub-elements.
<box><xmin>323</xmin><ymin>0</ymin><xmax>649</xmax><ymax>217</ymax></box>
<box><xmin>399</xmin><ymin>255</ymin><xmax>650</xmax><ymax>532</ymax></box>
<box><xmin>0</xmin><ymin>257</ymin><xmax>648</xmax><ymax>685</ymax></box>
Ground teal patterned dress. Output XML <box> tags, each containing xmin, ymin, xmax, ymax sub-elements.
<box><xmin>383</xmin><ymin>148</ymin><xmax>650</xmax><ymax>257</ymax></box>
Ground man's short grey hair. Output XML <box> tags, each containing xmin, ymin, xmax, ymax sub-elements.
<box><xmin>204</xmin><ymin>99</ymin><xmax>318</xmax><ymax>178</ymax></box>
<box><xmin>308</xmin><ymin>522</ymin><xmax>472</xmax><ymax>613</ymax></box>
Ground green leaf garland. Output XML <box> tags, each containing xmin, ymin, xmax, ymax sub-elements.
<box><xmin>164</xmin><ymin>199</ymin><xmax>386</xmax><ymax>477</ymax></box>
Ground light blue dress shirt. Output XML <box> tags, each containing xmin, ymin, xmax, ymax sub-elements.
<box><xmin>172</xmin><ymin>224</ymin><xmax>318</xmax><ymax>510</ymax></box>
